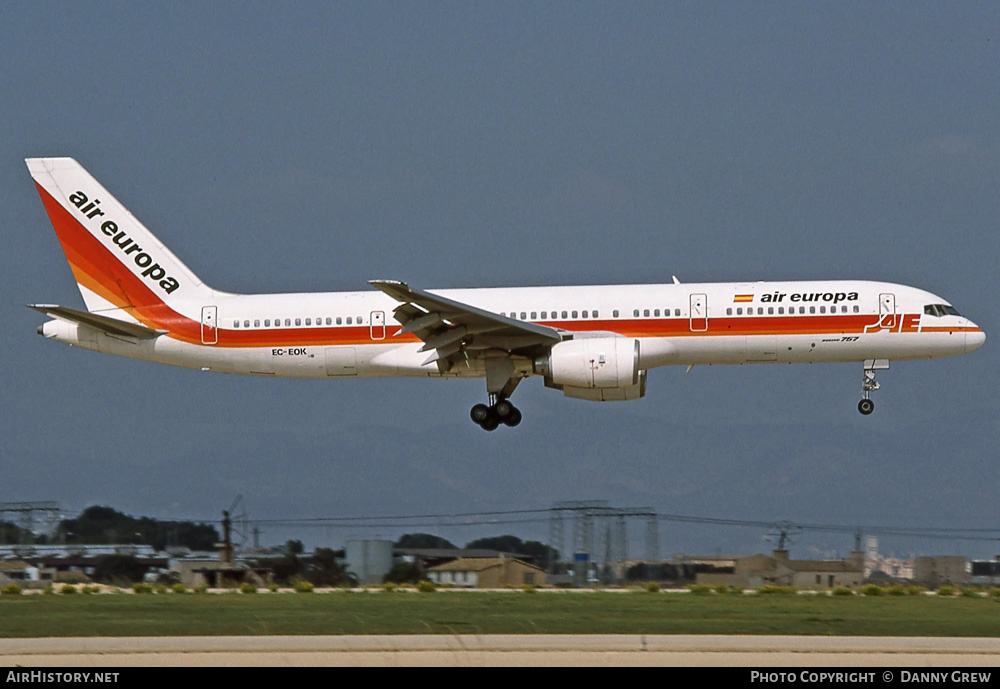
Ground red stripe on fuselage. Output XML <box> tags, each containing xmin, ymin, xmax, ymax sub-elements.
<box><xmin>35</xmin><ymin>182</ymin><xmax>201</xmax><ymax>339</ymax></box>
<box><xmin>38</xmin><ymin>182</ymin><xmax>962</xmax><ymax>350</ymax></box>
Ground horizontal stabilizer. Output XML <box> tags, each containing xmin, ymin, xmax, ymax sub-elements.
<box><xmin>28</xmin><ymin>304</ymin><xmax>167</xmax><ymax>340</ymax></box>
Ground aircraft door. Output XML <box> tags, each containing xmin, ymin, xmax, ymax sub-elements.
<box><xmin>370</xmin><ymin>311</ymin><xmax>386</xmax><ymax>340</ymax></box>
<box><xmin>689</xmin><ymin>293</ymin><xmax>708</xmax><ymax>332</ymax></box>
<box><xmin>201</xmin><ymin>306</ymin><xmax>218</xmax><ymax>345</ymax></box>
<box><xmin>879</xmin><ymin>293</ymin><xmax>897</xmax><ymax>329</ymax></box>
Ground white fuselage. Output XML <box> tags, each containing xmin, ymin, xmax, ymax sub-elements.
<box><xmin>42</xmin><ymin>279</ymin><xmax>985</xmax><ymax>381</ymax></box>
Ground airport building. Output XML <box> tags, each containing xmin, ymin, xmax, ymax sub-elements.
<box><xmin>695</xmin><ymin>549</ymin><xmax>864</xmax><ymax>589</ymax></box>
<box><xmin>425</xmin><ymin>555</ymin><xmax>547</xmax><ymax>588</ymax></box>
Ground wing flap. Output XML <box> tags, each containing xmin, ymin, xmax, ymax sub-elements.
<box><xmin>369</xmin><ymin>279</ymin><xmax>563</xmax><ymax>369</ymax></box>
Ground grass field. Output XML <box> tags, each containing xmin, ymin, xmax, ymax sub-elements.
<box><xmin>2</xmin><ymin>590</ymin><xmax>999</xmax><ymax>638</ymax></box>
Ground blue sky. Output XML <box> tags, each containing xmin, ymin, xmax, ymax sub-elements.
<box><xmin>3</xmin><ymin>3</ymin><xmax>998</xmax><ymax>560</ymax></box>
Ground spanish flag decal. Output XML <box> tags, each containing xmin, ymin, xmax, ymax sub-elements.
<box><xmin>733</xmin><ymin>294</ymin><xmax>754</xmax><ymax>303</ymax></box>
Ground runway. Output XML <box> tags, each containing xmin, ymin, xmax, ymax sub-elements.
<box><xmin>3</xmin><ymin>635</ymin><xmax>1000</xmax><ymax>666</ymax></box>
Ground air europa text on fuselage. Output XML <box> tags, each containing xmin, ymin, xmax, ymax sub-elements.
<box><xmin>759</xmin><ymin>291</ymin><xmax>859</xmax><ymax>304</ymax></box>
<box><xmin>67</xmin><ymin>191</ymin><xmax>180</xmax><ymax>295</ymax></box>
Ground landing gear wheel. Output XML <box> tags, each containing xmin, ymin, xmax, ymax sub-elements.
<box><xmin>481</xmin><ymin>411</ymin><xmax>500</xmax><ymax>431</ymax></box>
<box><xmin>858</xmin><ymin>399</ymin><xmax>875</xmax><ymax>415</ymax></box>
<box><xmin>495</xmin><ymin>400</ymin><xmax>514</xmax><ymax>419</ymax></box>
<box><xmin>503</xmin><ymin>407</ymin><xmax>522</xmax><ymax>427</ymax></box>
<box><xmin>470</xmin><ymin>403</ymin><xmax>490</xmax><ymax>425</ymax></box>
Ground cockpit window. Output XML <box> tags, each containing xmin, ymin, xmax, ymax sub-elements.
<box><xmin>924</xmin><ymin>304</ymin><xmax>962</xmax><ymax>317</ymax></box>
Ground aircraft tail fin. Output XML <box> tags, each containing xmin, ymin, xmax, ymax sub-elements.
<box><xmin>26</xmin><ymin>157</ymin><xmax>214</xmax><ymax>314</ymax></box>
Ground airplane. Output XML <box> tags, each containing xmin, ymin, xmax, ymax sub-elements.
<box><xmin>27</xmin><ymin>157</ymin><xmax>986</xmax><ymax>430</ymax></box>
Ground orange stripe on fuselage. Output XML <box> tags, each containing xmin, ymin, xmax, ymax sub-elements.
<box><xmin>38</xmin><ymin>183</ymin><xmax>967</xmax><ymax>349</ymax></box>
<box><xmin>210</xmin><ymin>314</ymin><xmax>973</xmax><ymax>349</ymax></box>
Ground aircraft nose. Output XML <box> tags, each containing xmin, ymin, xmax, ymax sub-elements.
<box><xmin>966</xmin><ymin>328</ymin><xmax>986</xmax><ymax>353</ymax></box>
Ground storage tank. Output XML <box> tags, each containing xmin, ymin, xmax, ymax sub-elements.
<box><xmin>345</xmin><ymin>540</ymin><xmax>394</xmax><ymax>585</ymax></box>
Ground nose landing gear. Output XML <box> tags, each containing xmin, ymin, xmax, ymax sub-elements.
<box><xmin>858</xmin><ymin>359</ymin><xmax>889</xmax><ymax>415</ymax></box>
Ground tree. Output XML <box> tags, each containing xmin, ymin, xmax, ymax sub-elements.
<box><xmin>58</xmin><ymin>506</ymin><xmax>218</xmax><ymax>550</ymax></box>
<box><xmin>464</xmin><ymin>535</ymin><xmax>559</xmax><ymax>570</ymax></box>
<box><xmin>395</xmin><ymin>533</ymin><xmax>456</xmax><ymax>549</ymax></box>
<box><xmin>269</xmin><ymin>551</ymin><xmax>302</xmax><ymax>584</ymax></box>
<box><xmin>306</xmin><ymin>548</ymin><xmax>350</xmax><ymax>586</ymax></box>
<box><xmin>92</xmin><ymin>555</ymin><xmax>149</xmax><ymax>584</ymax></box>
<box><xmin>382</xmin><ymin>561</ymin><xmax>424</xmax><ymax>584</ymax></box>
<box><xmin>0</xmin><ymin>521</ymin><xmax>36</xmax><ymax>545</ymax></box>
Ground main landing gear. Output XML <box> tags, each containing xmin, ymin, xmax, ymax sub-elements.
<box><xmin>472</xmin><ymin>358</ymin><xmax>524</xmax><ymax>431</ymax></box>
<box><xmin>470</xmin><ymin>395</ymin><xmax>522</xmax><ymax>431</ymax></box>
<box><xmin>858</xmin><ymin>359</ymin><xmax>889</xmax><ymax>416</ymax></box>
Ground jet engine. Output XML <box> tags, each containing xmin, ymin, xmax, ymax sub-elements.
<box><xmin>535</xmin><ymin>337</ymin><xmax>645</xmax><ymax>401</ymax></box>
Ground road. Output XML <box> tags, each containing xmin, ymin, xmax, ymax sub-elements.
<box><xmin>3</xmin><ymin>635</ymin><xmax>1000</xmax><ymax>666</ymax></box>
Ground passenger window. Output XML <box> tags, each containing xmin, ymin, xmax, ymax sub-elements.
<box><xmin>819</xmin><ymin>306</ymin><xmax>826</xmax><ymax>314</ymax></box>
<box><xmin>778</xmin><ymin>307</ymin><xmax>784</xmax><ymax>315</ymax></box>
<box><xmin>294</xmin><ymin>318</ymin><xmax>301</xmax><ymax>326</ymax></box>
<box><xmin>305</xmin><ymin>318</ymin><xmax>312</xmax><ymax>325</ymax></box>
<box><xmin>633</xmin><ymin>309</ymin><xmax>639</xmax><ymax>317</ymax></box>
<box><xmin>326</xmin><ymin>317</ymin><xmax>332</xmax><ymax>325</ymax></box>
<box><xmin>613</xmin><ymin>310</ymin><xmax>619</xmax><ymax>318</ymax></box>
<box><xmin>643</xmin><ymin>309</ymin><xmax>650</xmax><ymax>317</ymax></box>
<box><xmin>244</xmin><ymin>320</ymin><xmax>250</xmax><ymax>328</ymax></box>
<box><xmin>336</xmin><ymin>317</ymin><xmax>342</xmax><ymax>325</ymax></box>
<box><xmin>264</xmin><ymin>319</ymin><xmax>270</xmax><ymax>327</ymax></box>
<box><xmin>346</xmin><ymin>317</ymin><xmax>352</xmax><ymax>325</ymax></box>
<box><xmin>233</xmin><ymin>320</ymin><xmax>240</xmax><ymax>328</ymax></box>
<box><xmin>799</xmin><ymin>307</ymin><xmax>805</xmax><ymax>314</ymax></box>
<box><xmin>540</xmin><ymin>311</ymin><xmax>547</xmax><ymax>319</ymax></box>
<box><xmin>675</xmin><ymin>308</ymin><xmax>681</xmax><ymax>317</ymax></box>
<box><xmin>737</xmin><ymin>308</ymin><xmax>743</xmax><ymax>315</ymax></box>
<box><xmin>809</xmin><ymin>307</ymin><xmax>815</xmax><ymax>314</ymax></box>
<box><xmin>357</xmin><ymin>316</ymin><xmax>363</xmax><ymax>324</ymax></box>
<box><xmin>531</xmin><ymin>312</ymin><xmax>537</xmax><ymax>319</ymax></box>
<box><xmin>572</xmin><ymin>310</ymin><xmax>578</xmax><ymax>318</ymax></box>
<box><xmin>520</xmin><ymin>312</ymin><xmax>527</xmax><ymax>320</ymax></box>
<box><xmin>768</xmin><ymin>307</ymin><xmax>774</xmax><ymax>315</ymax></box>
<box><xmin>254</xmin><ymin>319</ymin><xmax>260</xmax><ymax>327</ymax></box>
<box><xmin>727</xmin><ymin>308</ymin><xmax>733</xmax><ymax>315</ymax></box>
<box><xmin>561</xmin><ymin>311</ymin><xmax>568</xmax><ymax>319</ymax></box>
<box><xmin>593</xmin><ymin>310</ymin><xmax>599</xmax><ymax>318</ymax></box>
<box><xmin>853</xmin><ymin>305</ymin><xmax>859</xmax><ymax>313</ymax></box>
<box><xmin>581</xmin><ymin>310</ymin><xmax>588</xmax><ymax>319</ymax></box>
<box><xmin>653</xmin><ymin>309</ymin><xmax>660</xmax><ymax>317</ymax></box>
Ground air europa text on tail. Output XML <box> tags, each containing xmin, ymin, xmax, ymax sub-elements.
<box><xmin>68</xmin><ymin>191</ymin><xmax>180</xmax><ymax>294</ymax></box>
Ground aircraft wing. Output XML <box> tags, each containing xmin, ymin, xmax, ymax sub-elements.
<box><xmin>368</xmin><ymin>280</ymin><xmax>564</xmax><ymax>369</ymax></box>
<box><xmin>28</xmin><ymin>304</ymin><xmax>167</xmax><ymax>340</ymax></box>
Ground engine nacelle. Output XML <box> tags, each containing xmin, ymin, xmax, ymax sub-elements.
<box><xmin>535</xmin><ymin>337</ymin><xmax>645</xmax><ymax>401</ymax></box>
